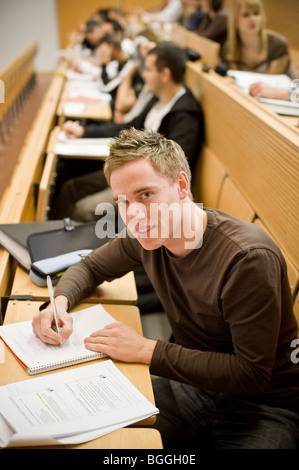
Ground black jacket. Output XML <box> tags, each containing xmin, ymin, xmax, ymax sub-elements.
<box><xmin>84</xmin><ymin>88</ymin><xmax>205</xmax><ymax>171</ymax></box>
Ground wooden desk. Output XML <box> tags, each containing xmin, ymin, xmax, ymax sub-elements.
<box><xmin>57</xmin><ymin>83</ymin><xmax>112</xmax><ymax>126</ymax></box>
<box><xmin>11</xmin><ymin>266</ymin><xmax>138</xmax><ymax>305</ymax></box>
<box><xmin>0</xmin><ymin>300</ymin><xmax>161</xmax><ymax>448</ymax></box>
<box><xmin>24</xmin><ymin>428</ymin><xmax>163</xmax><ymax>449</ymax></box>
<box><xmin>47</xmin><ymin>126</ymin><xmax>110</xmax><ymax>160</ymax></box>
<box><xmin>0</xmin><ymin>301</ymin><xmax>156</xmax><ymax>428</ymax></box>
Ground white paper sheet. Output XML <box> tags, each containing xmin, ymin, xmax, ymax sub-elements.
<box><xmin>0</xmin><ymin>360</ymin><xmax>158</xmax><ymax>447</ymax></box>
<box><xmin>0</xmin><ymin>305</ymin><xmax>115</xmax><ymax>373</ymax></box>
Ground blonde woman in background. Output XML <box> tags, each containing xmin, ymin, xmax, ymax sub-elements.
<box><xmin>220</xmin><ymin>0</ymin><xmax>296</xmax><ymax>99</ymax></box>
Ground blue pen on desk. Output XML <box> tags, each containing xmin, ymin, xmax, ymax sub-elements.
<box><xmin>46</xmin><ymin>275</ymin><xmax>61</xmax><ymax>335</ymax></box>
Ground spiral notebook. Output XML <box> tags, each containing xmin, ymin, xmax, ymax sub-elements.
<box><xmin>0</xmin><ymin>304</ymin><xmax>115</xmax><ymax>375</ymax></box>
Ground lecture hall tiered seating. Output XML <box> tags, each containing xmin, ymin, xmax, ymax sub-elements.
<box><xmin>0</xmin><ymin>0</ymin><xmax>298</xmax><ymax>449</ymax></box>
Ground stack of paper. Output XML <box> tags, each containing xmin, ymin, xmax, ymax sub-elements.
<box><xmin>66</xmin><ymin>71</ymin><xmax>95</xmax><ymax>81</ymax></box>
<box><xmin>227</xmin><ymin>70</ymin><xmax>293</xmax><ymax>95</ymax></box>
<box><xmin>0</xmin><ymin>360</ymin><xmax>159</xmax><ymax>447</ymax></box>
<box><xmin>54</xmin><ymin>132</ymin><xmax>113</xmax><ymax>158</ymax></box>
<box><xmin>0</xmin><ymin>304</ymin><xmax>159</xmax><ymax>447</ymax></box>
<box><xmin>68</xmin><ymin>89</ymin><xmax>111</xmax><ymax>103</ymax></box>
<box><xmin>227</xmin><ymin>70</ymin><xmax>299</xmax><ymax>116</ymax></box>
<box><xmin>64</xmin><ymin>101</ymin><xmax>86</xmax><ymax>115</ymax></box>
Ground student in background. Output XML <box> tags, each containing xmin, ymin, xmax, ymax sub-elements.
<box><xmin>99</xmin><ymin>18</ymin><xmax>135</xmax><ymax>55</ymax></box>
<box><xmin>139</xmin><ymin>0</ymin><xmax>184</xmax><ymax>24</ymax></box>
<box><xmin>221</xmin><ymin>0</ymin><xmax>295</xmax><ymax>78</ymax></box>
<box><xmin>90</xmin><ymin>34</ymin><xmax>134</xmax><ymax>107</ymax></box>
<box><xmin>50</xmin><ymin>42</ymin><xmax>204</xmax><ymax>222</ymax></box>
<box><xmin>181</xmin><ymin>0</ymin><xmax>203</xmax><ymax>31</ymax></box>
<box><xmin>33</xmin><ymin>128</ymin><xmax>299</xmax><ymax>449</ymax></box>
<box><xmin>113</xmin><ymin>38</ymin><xmax>157</xmax><ymax>124</ymax></box>
<box><xmin>81</xmin><ymin>19</ymin><xmax>102</xmax><ymax>52</ymax></box>
<box><xmin>196</xmin><ymin>0</ymin><xmax>228</xmax><ymax>49</ymax></box>
<box><xmin>66</xmin><ymin>34</ymin><xmax>134</xmax><ymax>110</ymax></box>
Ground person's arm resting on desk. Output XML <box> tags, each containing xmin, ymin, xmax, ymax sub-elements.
<box><xmin>84</xmin><ymin>322</ymin><xmax>157</xmax><ymax>364</ymax></box>
<box><xmin>32</xmin><ymin>237</ymin><xmax>157</xmax><ymax>364</ymax></box>
<box><xmin>249</xmin><ymin>82</ymin><xmax>291</xmax><ymax>101</ymax></box>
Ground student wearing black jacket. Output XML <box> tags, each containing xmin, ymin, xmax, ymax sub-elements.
<box><xmin>50</xmin><ymin>42</ymin><xmax>204</xmax><ymax>221</ymax></box>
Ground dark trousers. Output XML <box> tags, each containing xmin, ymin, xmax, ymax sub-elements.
<box><xmin>151</xmin><ymin>377</ymin><xmax>299</xmax><ymax>449</ymax></box>
<box><xmin>50</xmin><ymin>166</ymin><xmax>107</xmax><ymax>220</ymax></box>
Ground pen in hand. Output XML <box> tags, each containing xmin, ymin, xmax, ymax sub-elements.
<box><xmin>46</xmin><ymin>275</ymin><xmax>62</xmax><ymax>336</ymax></box>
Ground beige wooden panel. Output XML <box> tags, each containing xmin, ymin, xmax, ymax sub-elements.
<box><xmin>218</xmin><ymin>175</ymin><xmax>255</xmax><ymax>222</ymax></box>
<box><xmin>0</xmin><ymin>74</ymin><xmax>65</xmax><ymax>224</ymax></box>
<box><xmin>55</xmin><ymin>0</ymin><xmax>161</xmax><ymax>48</ymax></box>
<box><xmin>254</xmin><ymin>218</ymin><xmax>299</xmax><ymax>297</ymax></box>
<box><xmin>185</xmin><ymin>63</ymin><xmax>299</xmax><ymax>270</ymax></box>
<box><xmin>25</xmin><ymin>428</ymin><xmax>163</xmax><ymax>449</ymax></box>
<box><xmin>35</xmin><ymin>150</ymin><xmax>57</xmax><ymax>222</ymax></box>
<box><xmin>192</xmin><ymin>147</ymin><xmax>227</xmax><ymax>208</ymax></box>
<box><xmin>0</xmin><ymin>250</ymin><xmax>13</xmax><ymax>301</ymax></box>
<box><xmin>0</xmin><ymin>43</ymin><xmax>38</xmax><ymax>121</ymax></box>
<box><xmin>172</xmin><ymin>25</ymin><xmax>220</xmax><ymax>68</ymax></box>
<box><xmin>11</xmin><ymin>266</ymin><xmax>138</xmax><ymax>305</ymax></box>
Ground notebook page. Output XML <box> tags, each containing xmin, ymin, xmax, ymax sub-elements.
<box><xmin>0</xmin><ymin>304</ymin><xmax>115</xmax><ymax>373</ymax></box>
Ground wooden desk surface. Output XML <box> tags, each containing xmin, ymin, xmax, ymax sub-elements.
<box><xmin>57</xmin><ymin>82</ymin><xmax>112</xmax><ymax>125</ymax></box>
<box><xmin>47</xmin><ymin>125</ymin><xmax>110</xmax><ymax>160</ymax></box>
<box><xmin>23</xmin><ymin>428</ymin><xmax>163</xmax><ymax>449</ymax></box>
<box><xmin>0</xmin><ymin>301</ymin><xmax>156</xmax><ymax>427</ymax></box>
<box><xmin>11</xmin><ymin>266</ymin><xmax>138</xmax><ymax>305</ymax></box>
<box><xmin>0</xmin><ymin>300</ymin><xmax>161</xmax><ymax>448</ymax></box>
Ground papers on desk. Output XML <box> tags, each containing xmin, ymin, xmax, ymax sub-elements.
<box><xmin>227</xmin><ymin>70</ymin><xmax>292</xmax><ymax>93</ymax></box>
<box><xmin>66</xmin><ymin>71</ymin><xmax>96</xmax><ymax>81</ymax></box>
<box><xmin>0</xmin><ymin>304</ymin><xmax>116</xmax><ymax>374</ymax></box>
<box><xmin>227</xmin><ymin>70</ymin><xmax>299</xmax><ymax>116</ymax></box>
<box><xmin>54</xmin><ymin>131</ymin><xmax>113</xmax><ymax>158</ymax></box>
<box><xmin>63</xmin><ymin>80</ymin><xmax>112</xmax><ymax>115</ymax></box>
<box><xmin>68</xmin><ymin>89</ymin><xmax>111</xmax><ymax>102</ymax></box>
<box><xmin>64</xmin><ymin>101</ymin><xmax>86</xmax><ymax>115</ymax></box>
<box><xmin>257</xmin><ymin>97</ymin><xmax>299</xmax><ymax>117</ymax></box>
<box><xmin>0</xmin><ymin>360</ymin><xmax>159</xmax><ymax>447</ymax></box>
<box><xmin>67</xmin><ymin>81</ymin><xmax>111</xmax><ymax>102</ymax></box>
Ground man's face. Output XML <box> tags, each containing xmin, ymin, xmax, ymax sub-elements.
<box><xmin>97</xmin><ymin>42</ymin><xmax>114</xmax><ymax>63</ymax></box>
<box><xmin>110</xmin><ymin>159</ymin><xmax>186</xmax><ymax>252</ymax></box>
<box><xmin>142</xmin><ymin>54</ymin><xmax>164</xmax><ymax>97</ymax></box>
<box><xmin>85</xmin><ymin>26</ymin><xmax>102</xmax><ymax>46</ymax></box>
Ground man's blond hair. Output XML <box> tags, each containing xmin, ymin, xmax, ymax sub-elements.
<box><xmin>104</xmin><ymin>128</ymin><xmax>192</xmax><ymax>196</ymax></box>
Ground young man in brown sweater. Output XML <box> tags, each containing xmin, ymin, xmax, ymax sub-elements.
<box><xmin>32</xmin><ymin>128</ymin><xmax>299</xmax><ymax>449</ymax></box>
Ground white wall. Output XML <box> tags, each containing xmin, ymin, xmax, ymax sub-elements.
<box><xmin>0</xmin><ymin>0</ymin><xmax>60</xmax><ymax>72</ymax></box>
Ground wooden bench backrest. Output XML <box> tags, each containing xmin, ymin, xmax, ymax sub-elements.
<box><xmin>171</xmin><ymin>25</ymin><xmax>220</xmax><ymax>68</ymax></box>
<box><xmin>254</xmin><ymin>218</ymin><xmax>299</xmax><ymax>298</ymax></box>
<box><xmin>192</xmin><ymin>147</ymin><xmax>226</xmax><ymax>207</ymax></box>
<box><xmin>185</xmin><ymin>62</ymin><xmax>299</xmax><ymax>273</ymax></box>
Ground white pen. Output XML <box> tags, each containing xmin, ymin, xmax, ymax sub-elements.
<box><xmin>46</xmin><ymin>275</ymin><xmax>61</xmax><ymax>335</ymax></box>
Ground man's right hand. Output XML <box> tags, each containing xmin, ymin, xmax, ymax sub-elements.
<box><xmin>63</xmin><ymin>120</ymin><xmax>85</xmax><ymax>138</ymax></box>
<box><xmin>32</xmin><ymin>295</ymin><xmax>73</xmax><ymax>345</ymax></box>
